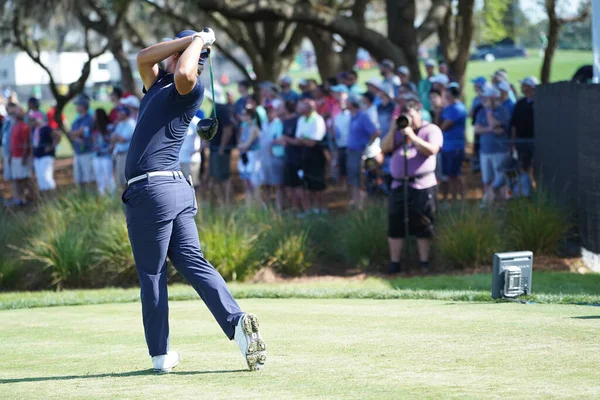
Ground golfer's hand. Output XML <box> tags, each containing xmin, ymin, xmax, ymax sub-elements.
<box><xmin>199</xmin><ymin>28</ymin><xmax>215</xmax><ymax>48</ymax></box>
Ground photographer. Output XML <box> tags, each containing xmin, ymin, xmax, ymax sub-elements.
<box><xmin>381</xmin><ymin>99</ymin><xmax>443</xmax><ymax>274</ymax></box>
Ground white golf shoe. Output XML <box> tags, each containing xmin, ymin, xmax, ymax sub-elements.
<box><xmin>234</xmin><ymin>313</ymin><xmax>267</xmax><ymax>371</ymax></box>
<box><xmin>152</xmin><ymin>350</ymin><xmax>180</xmax><ymax>373</ymax></box>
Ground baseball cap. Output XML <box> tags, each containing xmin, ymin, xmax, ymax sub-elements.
<box><xmin>494</xmin><ymin>70</ymin><xmax>509</xmax><ymax>81</ymax></box>
<box><xmin>331</xmin><ymin>84</ymin><xmax>349</xmax><ymax>93</ymax></box>
<box><xmin>471</xmin><ymin>76</ymin><xmax>487</xmax><ymax>87</ymax></box>
<box><xmin>396</xmin><ymin>66</ymin><xmax>410</xmax><ymax>75</ymax></box>
<box><xmin>481</xmin><ymin>84</ymin><xmax>500</xmax><ymax>98</ymax></box>
<box><xmin>120</xmin><ymin>95</ymin><xmax>140</xmax><ymax>109</ymax></box>
<box><xmin>347</xmin><ymin>93</ymin><xmax>362</xmax><ymax>106</ymax></box>
<box><xmin>430</xmin><ymin>74</ymin><xmax>449</xmax><ymax>86</ymax></box>
<box><xmin>74</xmin><ymin>96</ymin><xmax>89</xmax><ymax>108</ymax></box>
<box><xmin>497</xmin><ymin>80</ymin><xmax>511</xmax><ymax>92</ymax></box>
<box><xmin>379</xmin><ymin>59</ymin><xmax>394</xmax><ymax>69</ymax></box>
<box><xmin>424</xmin><ymin>59</ymin><xmax>436</xmax><ymax>67</ymax></box>
<box><xmin>519</xmin><ymin>76</ymin><xmax>539</xmax><ymax>88</ymax></box>
<box><xmin>164</xmin><ymin>31</ymin><xmax>210</xmax><ymax>65</ymax></box>
<box><xmin>280</xmin><ymin>75</ymin><xmax>292</xmax><ymax>85</ymax></box>
<box><xmin>380</xmin><ymin>83</ymin><xmax>395</xmax><ymax>99</ymax></box>
<box><xmin>447</xmin><ymin>82</ymin><xmax>460</xmax><ymax>90</ymax></box>
<box><xmin>366</xmin><ymin>77</ymin><xmax>383</xmax><ymax>89</ymax></box>
<box><xmin>175</xmin><ymin>30</ymin><xmax>196</xmax><ymax>39</ymax></box>
<box><xmin>298</xmin><ymin>78</ymin><xmax>308</xmax><ymax>87</ymax></box>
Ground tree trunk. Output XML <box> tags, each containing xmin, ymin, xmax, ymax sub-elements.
<box><xmin>110</xmin><ymin>36</ymin><xmax>138</xmax><ymax>95</ymax></box>
<box><xmin>306</xmin><ymin>29</ymin><xmax>344</xmax><ymax>82</ymax></box>
<box><xmin>450</xmin><ymin>0</ymin><xmax>475</xmax><ymax>89</ymax></box>
<box><xmin>386</xmin><ymin>0</ymin><xmax>420</xmax><ymax>82</ymax></box>
<box><xmin>541</xmin><ymin>7</ymin><xmax>560</xmax><ymax>84</ymax></box>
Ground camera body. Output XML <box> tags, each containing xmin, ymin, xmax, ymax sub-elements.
<box><xmin>396</xmin><ymin>114</ymin><xmax>412</xmax><ymax>130</ymax></box>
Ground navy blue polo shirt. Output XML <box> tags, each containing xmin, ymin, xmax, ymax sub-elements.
<box><xmin>125</xmin><ymin>69</ymin><xmax>204</xmax><ymax>180</ymax></box>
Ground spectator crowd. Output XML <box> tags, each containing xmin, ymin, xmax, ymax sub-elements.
<box><xmin>0</xmin><ymin>58</ymin><xmax>536</xmax><ymax>272</ymax></box>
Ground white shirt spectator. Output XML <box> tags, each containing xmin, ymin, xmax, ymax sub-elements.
<box><xmin>333</xmin><ymin>110</ymin><xmax>351</xmax><ymax>148</ymax></box>
<box><xmin>179</xmin><ymin>115</ymin><xmax>202</xmax><ymax>164</ymax></box>
<box><xmin>364</xmin><ymin>104</ymin><xmax>382</xmax><ymax>159</ymax></box>
<box><xmin>112</xmin><ymin>119</ymin><xmax>136</xmax><ymax>155</ymax></box>
<box><xmin>296</xmin><ymin>111</ymin><xmax>326</xmax><ymax>141</ymax></box>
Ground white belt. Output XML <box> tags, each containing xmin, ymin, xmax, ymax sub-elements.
<box><xmin>127</xmin><ymin>171</ymin><xmax>184</xmax><ymax>186</ymax></box>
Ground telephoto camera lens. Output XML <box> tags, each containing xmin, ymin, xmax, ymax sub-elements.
<box><xmin>396</xmin><ymin>114</ymin><xmax>411</xmax><ymax>130</ymax></box>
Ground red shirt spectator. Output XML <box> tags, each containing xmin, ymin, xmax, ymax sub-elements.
<box><xmin>10</xmin><ymin>120</ymin><xmax>31</xmax><ymax>158</ymax></box>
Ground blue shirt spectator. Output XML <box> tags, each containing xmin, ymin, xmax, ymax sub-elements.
<box><xmin>441</xmin><ymin>101</ymin><xmax>467</xmax><ymax>152</ymax></box>
<box><xmin>112</xmin><ymin>116</ymin><xmax>136</xmax><ymax>155</ymax></box>
<box><xmin>267</xmin><ymin>117</ymin><xmax>285</xmax><ymax>158</ymax></box>
<box><xmin>377</xmin><ymin>102</ymin><xmax>395</xmax><ymax>138</ymax></box>
<box><xmin>71</xmin><ymin>112</ymin><xmax>94</xmax><ymax>154</ymax></box>
<box><xmin>347</xmin><ymin>110</ymin><xmax>378</xmax><ymax>151</ymax></box>
<box><xmin>476</xmin><ymin>105</ymin><xmax>511</xmax><ymax>154</ymax></box>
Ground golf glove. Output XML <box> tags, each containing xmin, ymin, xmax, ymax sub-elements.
<box><xmin>198</xmin><ymin>28</ymin><xmax>216</xmax><ymax>48</ymax></box>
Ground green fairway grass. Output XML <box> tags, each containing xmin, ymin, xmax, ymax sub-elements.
<box><xmin>2</xmin><ymin>271</ymin><xmax>599</xmax><ymax>310</ymax></box>
<box><xmin>1</xmin><ymin>298</ymin><xmax>599</xmax><ymax>399</ymax></box>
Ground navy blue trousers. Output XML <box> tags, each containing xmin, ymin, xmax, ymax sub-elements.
<box><xmin>123</xmin><ymin>174</ymin><xmax>244</xmax><ymax>357</ymax></box>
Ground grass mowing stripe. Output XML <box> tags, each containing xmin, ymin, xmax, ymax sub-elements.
<box><xmin>2</xmin><ymin>284</ymin><xmax>600</xmax><ymax>310</ymax></box>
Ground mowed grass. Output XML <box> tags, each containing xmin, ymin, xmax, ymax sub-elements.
<box><xmin>1</xmin><ymin>298</ymin><xmax>599</xmax><ymax>399</ymax></box>
<box><xmin>2</xmin><ymin>271</ymin><xmax>600</xmax><ymax>310</ymax></box>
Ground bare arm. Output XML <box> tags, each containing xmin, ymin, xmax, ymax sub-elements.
<box><xmin>173</xmin><ymin>37</ymin><xmax>205</xmax><ymax>95</ymax></box>
<box><xmin>137</xmin><ymin>36</ymin><xmax>198</xmax><ymax>91</ymax></box>
<box><xmin>405</xmin><ymin>127</ymin><xmax>440</xmax><ymax>157</ymax></box>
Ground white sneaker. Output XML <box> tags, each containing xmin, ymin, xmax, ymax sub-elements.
<box><xmin>234</xmin><ymin>313</ymin><xmax>267</xmax><ymax>371</ymax></box>
<box><xmin>152</xmin><ymin>350</ymin><xmax>180</xmax><ymax>373</ymax></box>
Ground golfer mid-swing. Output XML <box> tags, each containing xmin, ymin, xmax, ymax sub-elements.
<box><xmin>123</xmin><ymin>28</ymin><xmax>266</xmax><ymax>372</ymax></box>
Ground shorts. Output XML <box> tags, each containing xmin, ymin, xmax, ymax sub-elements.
<box><xmin>516</xmin><ymin>141</ymin><xmax>534</xmax><ymax>170</ymax></box>
<box><xmin>209</xmin><ymin>151</ymin><xmax>231</xmax><ymax>182</ymax></box>
<box><xmin>388</xmin><ymin>185</ymin><xmax>437</xmax><ymax>239</ymax></box>
<box><xmin>284</xmin><ymin>162</ymin><xmax>302</xmax><ymax>188</ymax></box>
<box><xmin>441</xmin><ymin>149</ymin><xmax>464</xmax><ymax>178</ymax></box>
<box><xmin>262</xmin><ymin>156</ymin><xmax>285</xmax><ymax>186</ymax></box>
<box><xmin>237</xmin><ymin>150</ymin><xmax>261</xmax><ymax>187</ymax></box>
<box><xmin>346</xmin><ymin>149</ymin><xmax>363</xmax><ymax>188</ymax></box>
<box><xmin>337</xmin><ymin>147</ymin><xmax>347</xmax><ymax>178</ymax></box>
<box><xmin>302</xmin><ymin>148</ymin><xmax>326</xmax><ymax>192</ymax></box>
<box><xmin>3</xmin><ymin>154</ymin><xmax>12</xmax><ymax>181</ymax></box>
<box><xmin>180</xmin><ymin>161</ymin><xmax>201</xmax><ymax>187</ymax></box>
<box><xmin>74</xmin><ymin>153</ymin><xmax>95</xmax><ymax>184</ymax></box>
<box><xmin>33</xmin><ymin>156</ymin><xmax>56</xmax><ymax>191</ymax></box>
<box><xmin>480</xmin><ymin>152</ymin><xmax>507</xmax><ymax>187</ymax></box>
<box><xmin>10</xmin><ymin>157</ymin><xmax>32</xmax><ymax>180</ymax></box>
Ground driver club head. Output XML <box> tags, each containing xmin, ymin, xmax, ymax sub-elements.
<box><xmin>196</xmin><ymin>118</ymin><xmax>219</xmax><ymax>140</ymax></box>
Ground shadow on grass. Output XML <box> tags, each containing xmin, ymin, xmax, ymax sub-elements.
<box><xmin>571</xmin><ymin>316</ymin><xmax>600</xmax><ymax>320</ymax></box>
<box><xmin>0</xmin><ymin>369</ymin><xmax>248</xmax><ymax>384</ymax></box>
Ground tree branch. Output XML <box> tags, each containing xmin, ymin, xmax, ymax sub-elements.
<box><xmin>140</xmin><ymin>0</ymin><xmax>406</xmax><ymax>65</ymax></box>
<box><xmin>417</xmin><ymin>0</ymin><xmax>452</xmax><ymax>43</ymax></box>
<box><xmin>122</xmin><ymin>18</ymin><xmax>148</xmax><ymax>49</ymax></box>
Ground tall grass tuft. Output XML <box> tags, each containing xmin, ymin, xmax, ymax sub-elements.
<box><xmin>16</xmin><ymin>219</ymin><xmax>92</xmax><ymax>291</ymax></box>
<box><xmin>337</xmin><ymin>203</ymin><xmax>388</xmax><ymax>270</ymax></box>
<box><xmin>435</xmin><ymin>205</ymin><xmax>504</xmax><ymax>268</ymax></box>
<box><xmin>94</xmin><ymin>214</ymin><xmax>137</xmax><ymax>286</ymax></box>
<box><xmin>505</xmin><ymin>193</ymin><xmax>571</xmax><ymax>255</ymax></box>
<box><xmin>198</xmin><ymin>213</ymin><xmax>260</xmax><ymax>281</ymax></box>
<box><xmin>272</xmin><ymin>231</ymin><xmax>313</xmax><ymax>276</ymax></box>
